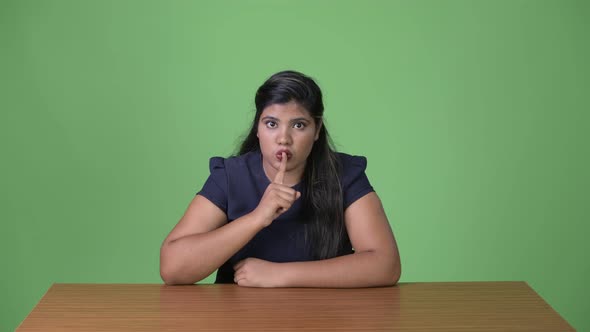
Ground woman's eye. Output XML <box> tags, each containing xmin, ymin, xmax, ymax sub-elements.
<box><xmin>265</xmin><ymin>121</ymin><xmax>277</xmax><ymax>128</ymax></box>
<box><xmin>293</xmin><ymin>122</ymin><xmax>305</xmax><ymax>129</ymax></box>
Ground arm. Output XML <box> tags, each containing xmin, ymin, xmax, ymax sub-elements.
<box><xmin>233</xmin><ymin>192</ymin><xmax>401</xmax><ymax>287</ymax></box>
<box><xmin>159</xmin><ymin>195</ymin><xmax>264</xmax><ymax>285</ymax></box>
<box><xmin>160</xmin><ymin>154</ymin><xmax>299</xmax><ymax>285</ymax></box>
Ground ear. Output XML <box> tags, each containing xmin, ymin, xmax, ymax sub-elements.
<box><xmin>314</xmin><ymin>119</ymin><xmax>323</xmax><ymax>141</ymax></box>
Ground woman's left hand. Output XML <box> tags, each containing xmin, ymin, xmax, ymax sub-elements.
<box><xmin>233</xmin><ymin>258</ymin><xmax>284</xmax><ymax>287</ymax></box>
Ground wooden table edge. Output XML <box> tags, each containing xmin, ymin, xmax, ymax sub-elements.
<box><xmin>16</xmin><ymin>282</ymin><xmax>55</xmax><ymax>331</ymax></box>
<box><xmin>521</xmin><ymin>281</ymin><xmax>576</xmax><ymax>331</ymax></box>
<box><xmin>17</xmin><ymin>280</ymin><xmax>576</xmax><ymax>331</ymax></box>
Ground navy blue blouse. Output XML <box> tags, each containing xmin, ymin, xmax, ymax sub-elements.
<box><xmin>198</xmin><ymin>151</ymin><xmax>374</xmax><ymax>283</ymax></box>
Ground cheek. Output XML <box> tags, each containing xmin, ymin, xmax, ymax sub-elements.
<box><xmin>298</xmin><ymin>133</ymin><xmax>317</xmax><ymax>153</ymax></box>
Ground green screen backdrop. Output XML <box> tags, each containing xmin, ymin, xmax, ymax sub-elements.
<box><xmin>1</xmin><ymin>0</ymin><xmax>588</xmax><ymax>330</ymax></box>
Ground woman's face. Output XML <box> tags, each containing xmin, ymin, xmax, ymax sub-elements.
<box><xmin>257</xmin><ymin>101</ymin><xmax>321</xmax><ymax>184</ymax></box>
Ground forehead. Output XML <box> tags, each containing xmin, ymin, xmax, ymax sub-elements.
<box><xmin>260</xmin><ymin>101</ymin><xmax>312</xmax><ymax>120</ymax></box>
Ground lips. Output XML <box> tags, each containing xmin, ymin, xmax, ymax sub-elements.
<box><xmin>276</xmin><ymin>149</ymin><xmax>292</xmax><ymax>161</ymax></box>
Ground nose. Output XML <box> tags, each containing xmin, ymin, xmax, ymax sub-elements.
<box><xmin>277</xmin><ymin>127</ymin><xmax>292</xmax><ymax>145</ymax></box>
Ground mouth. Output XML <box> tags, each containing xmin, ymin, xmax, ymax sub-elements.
<box><xmin>276</xmin><ymin>150</ymin><xmax>292</xmax><ymax>161</ymax></box>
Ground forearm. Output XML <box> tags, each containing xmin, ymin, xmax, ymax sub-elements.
<box><xmin>279</xmin><ymin>250</ymin><xmax>401</xmax><ymax>288</ymax></box>
<box><xmin>160</xmin><ymin>213</ymin><xmax>264</xmax><ymax>285</ymax></box>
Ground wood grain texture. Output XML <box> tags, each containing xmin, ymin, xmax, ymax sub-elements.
<box><xmin>17</xmin><ymin>282</ymin><xmax>574</xmax><ymax>331</ymax></box>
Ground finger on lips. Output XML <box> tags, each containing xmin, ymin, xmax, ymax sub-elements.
<box><xmin>271</xmin><ymin>153</ymin><xmax>302</xmax><ymax>199</ymax></box>
<box><xmin>274</xmin><ymin>152</ymin><xmax>287</xmax><ymax>184</ymax></box>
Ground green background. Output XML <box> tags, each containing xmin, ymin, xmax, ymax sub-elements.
<box><xmin>1</xmin><ymin>0</ymin><xmax>588</xmax><ymax>330</ymax></box>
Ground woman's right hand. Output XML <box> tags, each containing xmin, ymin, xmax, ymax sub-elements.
<box><xmin>253</xmin><ymin>152</ymin><xmax>301</xmax><ymax>227</ymax></box>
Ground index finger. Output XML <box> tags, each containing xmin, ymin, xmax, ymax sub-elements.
<box><xmin>274</xmin><ymin>152</ymin><xmax>287</xmax><ymax>184</ymax></box>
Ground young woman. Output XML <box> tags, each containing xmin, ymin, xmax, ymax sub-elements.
<box><xmin>160</xmin><ymin>70</ymin><xmax>401</xmax><ymax>287</ymax></box>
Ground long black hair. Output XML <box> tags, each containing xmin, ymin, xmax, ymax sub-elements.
<box><xmin>237</xmin><ymin>70</ymin><xmax>345</xmax><ymax>260</ymax></box>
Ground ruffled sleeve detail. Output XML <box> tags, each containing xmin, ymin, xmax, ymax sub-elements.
<box><xmin>339</xmin><ymin>153</ymin><xmax>374</xmax><ymax>209</ymax></box>
<box><xmin>197</xmin><ymin>157</ymin><xmax>228</xmax><ymax>213</ymax></box>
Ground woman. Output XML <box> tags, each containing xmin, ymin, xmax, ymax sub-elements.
<box><xmin>160</xmin><ymin>70</ymin><xmax>401</xmax><ymax>287</ymax></box>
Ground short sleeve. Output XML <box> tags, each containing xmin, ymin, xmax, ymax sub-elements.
<box><xmin>340</xmin><ymin>154</ymin><xmax>374</xmax><ymax>209</ymax></box>
<box><xmin>197</xmin><ymin>157</ymin><xmax>228</xmax><ymax>213</ymax></box>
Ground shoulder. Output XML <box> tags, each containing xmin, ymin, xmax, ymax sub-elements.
<box><xmin>208</xmin><ymin>151</ymin><xmax>257</xmax><ymax>171</ymax></box>
<box><xmin>336</xmin><ymin>152</ymin><xmax>374</xmax><ymax>209</ymax></box>
<box><xmin>206</xmin><ymin>151</ymin><xmax>262</xmax><ymax>188</ymax></box>
<box><xmin>199</xmin><ymin>152</ymin><xmax>259</xmax><ymax>209</ymax></box>
<box><xmin>336</xmin><ymin>152</ymin><xmax>367</xmax><ymax>169</ymax></box>
<box><xmin>336</xmin><ymin>152</ymin><xmax>368</xmax><ymax>182</ymax></box>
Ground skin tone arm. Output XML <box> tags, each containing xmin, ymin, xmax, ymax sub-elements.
<box><xmin>160</xmin><ymin>153</ymin><xmax>299</xmax><ymax>285</ymax></box>
<box><xmin>233</xmin><ymin>192</ymin><xmax>401</xmax><ymax>288</ymax></box>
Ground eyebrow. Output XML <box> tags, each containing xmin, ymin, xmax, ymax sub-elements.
<box><xmin>260</xmin><ymin>116</ymin><xmax>311</xmax><ymax>123</ymax></box>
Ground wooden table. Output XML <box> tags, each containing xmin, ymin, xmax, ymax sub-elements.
<box><xmin>17</xmin><ymin>282</ymin><xmax>573</xmax><ymax>331</ymax></box>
